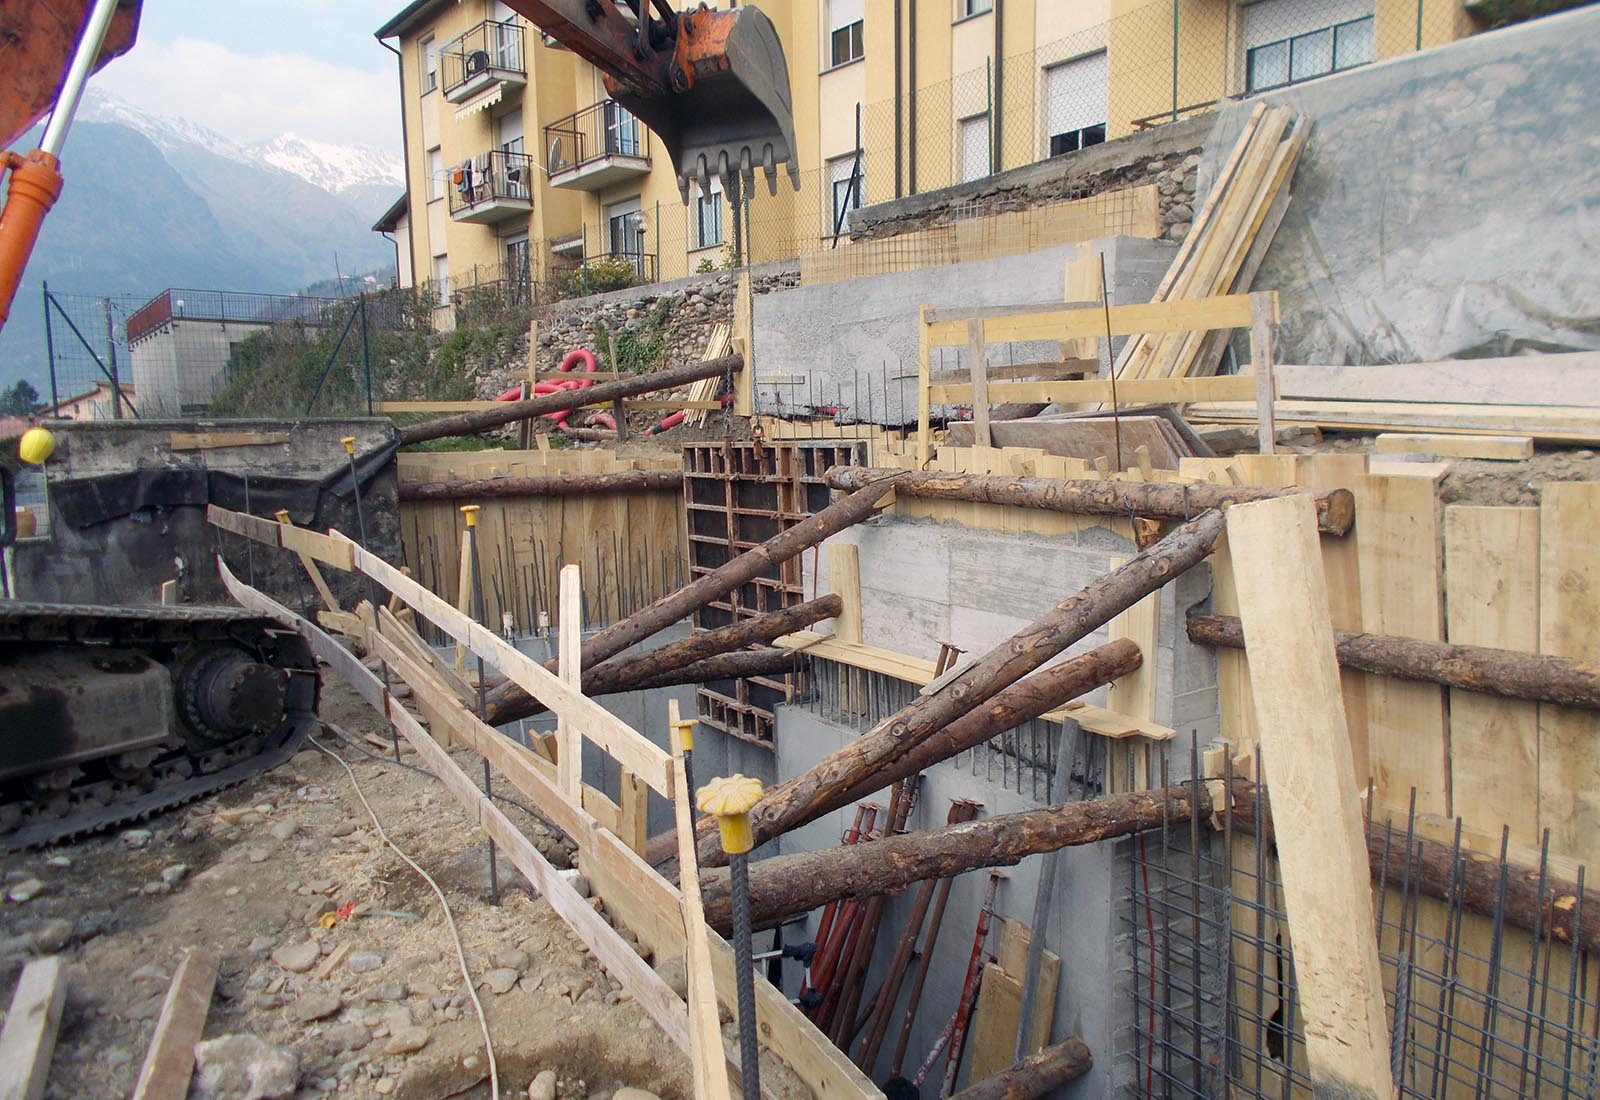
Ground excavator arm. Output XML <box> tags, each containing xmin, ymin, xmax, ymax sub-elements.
<box><xmin>503</xmin><ymin>1</ymin><xmax>799</xmax><ymax>200</ymax></box>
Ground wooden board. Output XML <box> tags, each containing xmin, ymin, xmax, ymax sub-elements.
<box><xmin>558</xmin><ymin>564</ymin><xmax>583</xmax><ymax>800</ymax></box>
<box><xmin>0</xmin><ymin>956</ymin><xmax>67</xmax><ymax>1100</ymax></box>
<box><xmin>927</xmin><ymin>374</ymin><xmax>1255</xmax><ymax>406</ymax></box>
<box><xmin>1225</xmin><ymin>494</ymin><xmax>1395</xmax><ymax>1100</ymax></box>
<box><xmin>169</xmin><ymin>430</ymin><xmax>289</xmax><ymax>451</ymax></box>
<box><xmin>205</xmin><ymin>504</ymin><xmax>281</xmax><ymax>548</ymax></box>
<box><xmin>1375</xmin><ymin>432</ymin><xmax>1533</xmax><ymax>460</ymax></box>
<box><xmin>1187</xmin><ymin>399</ymin><xmax>1600</xmax><ymax>443</ymax></box>
<box><xmin>924</xmin><ymin>293</ymin><xmax>1259</xmax><ymax>347</ymax></box>
<box><xmin>1445</xmin><ymin>506</ymin><xmax>1541</xmax><ymax>848</ymax></box>
<box><xmin>130</xmin><ymin>949</ymin><xmax>218</xmax><ymax>1100</ymax></box>
<box><xmin>1353</xmin><ymin>473</ymin><xmax>1448</xmax><ymax>818</ymax></box>
<box><xmin>1538</xmin><ymin>483</ymin><xmax>1600</xmax><ymax>866</ymax></box>
<box><xmin>1273</xmin><ymin>355</ymin><xmax>1600</xmax><ymax>408</ymax></box>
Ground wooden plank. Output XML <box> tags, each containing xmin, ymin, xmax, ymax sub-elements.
<box><xmin>966</xmin><ymin>963</ymin><xmax>1024</xmax><ymax>1085</ymax></box>
<box><xmin>917</xmin><ymin>305</ymin><xmax>932</xmax><ymax>469</ymax></box>
<box><xmin>1105</xmin><ymin>556</ymin><xmax>1159</xmax><ymax>733</ymax></box>
<box><xmin>340</xmin><ymin>536</ymin><xmax>675</xmax><ymax>795</ymax></box>
<box><xmin>1272</xmin><ymin>354</ymin><xmax>1600</xmax><ymax>407</ymax></box>
<box><xmin>276</xmin><ymin>521</ymin><xmax>356</xmax><ymax>571</ymax></box>
<box><xmin>275</xmin><ymin>512</ymin><xmax>340</xmax><ymax>612</ymax></box>
<box><xmin>0</xmin><ymin>956</ymin><xmax>67</xmax><ymax>1100</ymax></box>
<box><xmin>1226</xmin><ymin>494</ymin><xmax>1395</xmax><ymax>1100</ymax></box>
<box><xmin>1354</xmin><ymin>473</ymin><xmax>1449</xmax><ymax>818</ymax></box>
<box><xmin>159</xmin><ymin>579</ymin><xmax>178</xmax><ymax>606</ymax></box>
<box><xmin>1250</xmin><ymin>292</ymin><xmax>1276</xmax><ymax>454</ymax></box>
<box><xmin>205</xmin><ymin>504</ymin><xmax>281</xmax><ymax>548</ymax></box>
<box><xmin>927</xmin><ymin>360</ymin><xmax>1096</xmax><ymax>386</ymax></box>
<box><xmin>1374</xmin><ymin>432</ymin><xmax>1533</xmax><ymax>460</ymax></box>
<box><xmin>828</xmin><ymin>543</ymin><xmax>862</xmax><ymax>646</ymax></box>
<box><xmin>1538</xmin><ymin>483</ymin><xmax>1600</xmax><ymax>866</ymax></box>
<box><xmin>1445</xmin><ymin>506</ymin><xmax>1541</xmax><ymax>849</ymax></box>
<box><xmin>130</xmin><ymin>949</ymin><xmax>218</xmax><ymax>1100</ymax></box>
<box><xmin>1186</xmin><ymin>399</ymin><xmax>1600</xmax><ymax>443</ymax></box>
<box><xmin>169</xmin><ymin>430</ymin><xmax>289</xmax><ymax>451</ymax></box>
<box><xmin>558</xmin><ymin>564</ymin><xmax>583</xmax><ymax>800</ymax></box>
<box><xmin>924</xmin><ymin>293</ymin><xmax>1258</xmax><ymax>346</ymax></box>
<box><xmin>670</xmin><ymin>703</ymin><xmax>733</xmax><ymax>1100</ymax></box>
<box><xmin>928</xmin><ymin>374</ymin><xmax>1256</xmax><ymax>406</ymax></box>
<box><xmin>967</xmin><ymin>319</ymin><xmax>991</xmax><ymax>449</ymax></box>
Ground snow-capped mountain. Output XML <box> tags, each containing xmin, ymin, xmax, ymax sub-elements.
<box><xmin>250</xmin><ymin>133</ymin><xmax>403</xmax><ymax>195</ymax></box>
<box><xmin>79</xmin><ymin>90</ymin><xmax>402</xmax><ymax>194</ymax></box>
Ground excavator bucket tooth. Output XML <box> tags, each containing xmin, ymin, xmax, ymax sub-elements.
<box><xmin>611</xmin><ymin>6</ymin><xmax>800</xmax><ymax>200</ymax></box>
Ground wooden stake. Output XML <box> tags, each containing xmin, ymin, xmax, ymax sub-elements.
<box><xmin>558</xmin><ymin>563</ymin><xmax>583</xmax><ymax>800</ymax></box>
<box><xmin>1225</xmin><ymin>494</ymin><xmax>1395</xmax><ymax>1100</ymax></box>
<box><xmin>130</xmin><ymin>949</ymin><xmax>219</xmax><ymax>1100</ymax></box>
<box><xmin>0</xmin><ymin>956</ymin><xmax>67</xmax><ymax>1100</ymax></box>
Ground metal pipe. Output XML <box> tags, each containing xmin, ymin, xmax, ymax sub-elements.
<box><xmin>40</xmin><ymin>0</ymin><xmax>121</xmax><ymax>158</ymax></box>
<box><xmin>940</xmin><ymin>870</ymin><xmax>1005</xmax><ymax>1097</ymax></box>
<box><xmin>803</xmin><ymin>805</ymin><xmax>872</xmax><ymax>1003</ymax></box>
<box><xmin>463</xmin><ymin>504</ymin><xmax>499</xmax><ymax>906</ymax></box>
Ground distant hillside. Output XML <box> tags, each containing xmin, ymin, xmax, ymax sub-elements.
<box><xmin>0</xmin><ymin>93</ymin><xmax>402</xmax><ymax>394</ymax></box>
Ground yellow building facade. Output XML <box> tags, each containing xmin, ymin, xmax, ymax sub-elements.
<box><xmin>377</xmin><ymin>0</ymin><xmax>1470</xmax><ymax>298</ymax></box>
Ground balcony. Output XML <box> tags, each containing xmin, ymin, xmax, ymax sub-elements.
<box><xmin>440</xmin><ymin>20</ymin><xmax>526</xmax><ymax>106</ymax></box>
<box><xmin>448</xmin><ymin>150</ymin><xmax>534</xmax><ymax>225</ymax></box>
<box><xmin>550</xmin><ymin>251</ymin><xmax>657</xmax><ymax>298</ymax></box>
<box><xmin>544</xmin><ymin>101</ymin><xmax>651</xmax><ymax>191</ymax></box>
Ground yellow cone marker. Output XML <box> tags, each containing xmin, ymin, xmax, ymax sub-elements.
<box><xmin>698</xmin><ymin>774</ymin><xmax>764</xmax><ymax>856</ymax></box>
<box><xmin>460</xmin><ymin>503</ymin><xmax>480</xmax><ymax>527</ymax></box>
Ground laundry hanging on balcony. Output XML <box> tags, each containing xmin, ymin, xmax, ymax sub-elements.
<box><xmin>454</xmin><ymin>82</ymin><xmax>504</xmax><ymax>120</ymax></box>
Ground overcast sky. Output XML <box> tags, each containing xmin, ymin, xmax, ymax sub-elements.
<box><xmin>93</xmin><ymin>0</ymin><xmax>405</xmax><ymax>151</ymax></box>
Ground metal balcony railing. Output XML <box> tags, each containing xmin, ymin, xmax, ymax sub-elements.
<box><xmin>447</xmin><ymin>149</ymin><xmax>535</xmax><ymax>217</ymax></box>
<box><xmin>544</xmin><ymin>100</ymin><xmax>650</xmax><ymax>176</ymax></box>
<box><xmin>440</xmin><ymin>19</ymin><xmax>525</xmax><ymax>97</ymax></box>
<box><xmin>126</xmin><ymin>288</ymin><xmax>345</xmax><ymax>344</ymax></box>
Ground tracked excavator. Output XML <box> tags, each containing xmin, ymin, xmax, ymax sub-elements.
<box><xmin>0</xmin><ymin>0</ymin><xmax>801</xmax><ymax>849</ymax></box>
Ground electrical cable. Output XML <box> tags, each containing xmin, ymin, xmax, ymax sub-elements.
<box><xmin>308</xmin><ymin>733</ymin><xmax>500</xmax><ymax>1100</ymax></box>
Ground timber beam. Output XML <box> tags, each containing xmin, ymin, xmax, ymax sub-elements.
<box><xmin>399</xmin><ymin>469</ymin><xmax>684</xmax><ymax>501</ymax></box>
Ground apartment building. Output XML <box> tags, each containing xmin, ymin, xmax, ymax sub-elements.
<box><xmin>376</xmin><ymin>0</ymin><xmax>1469</xmax><ymax>302</ymax></box>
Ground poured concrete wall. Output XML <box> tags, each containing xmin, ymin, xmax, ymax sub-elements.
<box><xmin>762</xmin><ymin>513</ymin><xmax>1219</xmax><ymax>1095</ymax></box>
<box><xmin>752</xmin><ymin>234</ymin><xmax>1177</xmax><ymax>425</ymax></box>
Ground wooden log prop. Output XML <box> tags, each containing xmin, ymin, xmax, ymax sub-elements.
<box><xmin>621</xmin><ymin>647</ymin><xmax>804</xmax><ymax>694</ymax></box>
<box><xmin>482</xmin><ymin>477</ymin><xmax>903</xmax><ymax>724</ymax></box>
<box><xmin>395</xmin><ymin>355</ymin><xmax>742</xmax><ymax>445</ymax></box>
<box><xmin>700</xmin><ymin>785</ymin><xmax>1208</xmax><ymax>931</ymax></box>
<box><xmin>824</xmin><ymin>467</ymin><xmax>1356</xmax><ymax>536</ymax></box>
<box><xmin>1188</xmin><ymin>611</ymin><xmax>1600</xmax><ymax>710</ymax></box>
<box><xmin>1226</xmin><ymin>779</ymin><xmax>1600</xmax><ymax>959</ymax></box>
<box><xmin>689</xmin><ymin>510</ymin><xmax>1224</xmax><ymax>867</ymax></box>
<box><xmin>945</xmin><ymin>1038</ymin><xmax>1093</xmax><ymax>1100</ymax></box>
<box><xmin>399</xmin><ymin>469</ymin><xmax>684</xmax><ymax>501</ymax></box>
<box><xmin>500</xmin><ymin>597</ymin><xmax>840</xmax><ymax>717</ymax></box>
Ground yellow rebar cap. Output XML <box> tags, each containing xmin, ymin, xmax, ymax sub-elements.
<box><xmin>340</xmin><ymin>436</ymin><xmax>356</xmax><ymax>455</ymax></box>
<box><xmin>698</xmin><ymin>774</ymin><xmax>764</xmax><ymax>855</ymax></box>
<box><xmin>460</xmin><ymin>504</ymin><xmax>480</xmax><ymax>527</ymax></box>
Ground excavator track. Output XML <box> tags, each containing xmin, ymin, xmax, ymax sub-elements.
<box><xmin>0</xmin><ymin>600</ymin><xmax>320</xmax><ymax>851</ymax></box>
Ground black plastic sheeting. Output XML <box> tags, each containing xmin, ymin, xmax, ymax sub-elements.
<box><xmin>50</xmin><ymin>440</ymin><xmax>399</xmax><ymax>531</ymax></box>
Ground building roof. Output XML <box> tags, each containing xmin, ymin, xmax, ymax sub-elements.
<box><xmin>0</xmin><ymin>415</ymin><xmax>31</xmax><ymax>440</ymax></box>
<box><xmin>372</xmin><ymin>192</ymin><xmax>409</xmax><ymax>233</ymax></box>
<box><xmin>375</xmin><ymin>0</ymin><xmax>449</xmax><ymax>39</ymax></box>
<box><xmin>38</xmin><ymin>380</ymin><xmax>134</xmax><ymax>418</ymax></box>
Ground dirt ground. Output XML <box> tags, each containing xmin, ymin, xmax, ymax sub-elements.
<box><xmin>0</xmin><ymin>675</ymin><xmax>705</xmax><ymax>1100</ymax></box>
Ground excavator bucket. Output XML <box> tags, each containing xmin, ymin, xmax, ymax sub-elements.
<box><xmin>608</xmin><ymin>6</ymin><xmax>800</xmax><ymax>201</ymax></box>
<box><xmin>0</xmin><ymin>0</ymin><xmax>142</xmax><ymax>150</ymax></box>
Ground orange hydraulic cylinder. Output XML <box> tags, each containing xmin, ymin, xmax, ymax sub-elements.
<box><xmin>0</xmin><ymin>150</ymin><xmax>64</xmax><ymax>329</ymax></box>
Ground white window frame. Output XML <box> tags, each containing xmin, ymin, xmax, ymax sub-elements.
<box><xmin>692</xmin><ymin>178</ymin><xmax>724</xmax><ymax>251</ymax></box>
<box><xmin>605</xmin><ymin>197</ymin><xmax>645</xmax><ymax>259</ymax></box>
<box><xmin>957</xmin><ymin>0</ymin><xmax>993</xmax><ymax>19</ymax></box>
<box><xmin>1042</xmin><ymin>51</ymin><xmax>1109</xmax><ymax>158</ymax></box>
<box><xmin>431</xmin><ymin>254</ymin><xmax>450</xmax><ymax>300</ymax></box>
<box><xmin>1241</xmin><ymin>0</ymin><xmax>1375</xmax><ymax>92</ymax></box>
<box><xmin>426</xmin><ymin>147</ymin><xmax>444</xmax><ymax>202</ymax></box>
<box><xmin>420</xmin><ymin>34</ymin><xmax>438</xmax><ymax>94</ymax></box>
<box><xmin>827</xmin><ymin>153</ymin><xmax>864</xmax><ymax>237</ymax></box>
<box><xmin>959</xmin><ymin>113</ymin><xmax>991</xmax><ymax>183</ymax></box>
<box><xmin>826</xmin><ymin>0</ymin><xmax>864</xmax><ymax>68</ymax></box>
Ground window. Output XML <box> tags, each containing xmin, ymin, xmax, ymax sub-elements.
<box><xmin>959</xmin><ymin>0</ymin><xmax>993</xmax><ymax>16</ymax></box>
<box><xmin>606</xmin><ymin>198</ymin><xmax>645</xmax><ymax>274</ymax></box>
<box><xmin>496</xmin><ymin>110</ymin><xmax>524</xmax><ymax>156</ymax></box>
<box><xmin>427</xmin><ymin>147</ymin><xmax>443</xmax><ymax>201</ymax></box>
<box><xmin>603</xmin><ymin>101</ymin><xmax>642</xmax><ymax>157</ymax></box>
<box><xmin>505</xmin><ymin>234</ymin><xmax>531</xmax><ymax>302</ymax></box>
<box><xmin>1044</xmin><ymin>51</ymin><xmax>1108</xmax><ymax>157</ymax></box>
<box><xmin>960</xmin><ymin>114</ymin><xmax>990</xmax><ymax>182</ymax></box>
<box><xmin>1242</xmin><ymin>0</ymin><xmax>1374</xmax><ymax>92</ymax></box>
<box><xmin>432</xmin><ymin>254</ymin><xmax>449</xmax><ymax>298</ymax></box>
<box><xmin>420</xmin><ymin>34</ymin><xmax>438</xmax><ymax>93</ymax></box>
<box><xmin>828</xmin><ymin>0</ymin><xmax>864</xmax><ymax>67</ymax></box>
<box><xmin>828</xmin><ymin>154</ymin><xmax>864</xmax><ymax>235</ymax></box>
<box><xmin>694</xmin><ymin>178</ymin><xmax>724</xmax><ymax>250</ymax></box>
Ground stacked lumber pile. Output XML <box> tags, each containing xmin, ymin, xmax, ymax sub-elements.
<box><xmin>1187</xmin><ymin>353</ymin><xmax>1600</xmax><ymax>444</ymax></box>
<box><xmin>1112</xmin><ymin>103</ymin><xmax>1308</xmax><ymax>385</ymax></box>
<box><xmin>683</xmin><ymin>323</ymin><xmax>733</xmax><ymax>428</ymax></box>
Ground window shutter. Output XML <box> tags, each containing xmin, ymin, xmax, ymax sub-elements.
<box><xmin>1241</xmin><ymin>0</ymin><xmax>1373</xmax><ymax>49</ymax></box>
<box><xmin>1045</xmin><ymin>51</ymin><xmax>1108</xmax><ymax>138</ymax></box>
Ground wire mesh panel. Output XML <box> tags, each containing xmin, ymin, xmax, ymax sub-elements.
<box><xmin>1127</xmin><ymin>746</ymin><xmax>1600</xmax><ymax>1100</ymax></box>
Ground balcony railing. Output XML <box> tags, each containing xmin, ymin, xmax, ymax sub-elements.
<box><xmin>448</xmin><ymin>149</ymin><xmax>534</xmax><ymax>224</ymax></box>
<box><xmin>549</xmin><ymin>251</ymin><xmax>657</xmax><ymax>298</ymax></box>
<box><xmin>126</xmin><ymin>288</ymin><xmax>345</xmax><ymax>344</ymax></box>
<box><xmin>544</xmin><ymin>101</ymin><xmax>651</xmax><ymax>189</ymax></box>
<box><xmin>440</xmin><ymin>19</ymin><xmax>526</xmax><ymax>102</ymax></box>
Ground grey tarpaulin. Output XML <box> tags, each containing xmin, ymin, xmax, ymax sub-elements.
<box><xmin>1200</xmin><ymin>4</ymin><xmax>1600</xmax><ymax>366</ymax></box>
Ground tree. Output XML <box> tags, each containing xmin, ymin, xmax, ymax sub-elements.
<box><xmin>0</xmin><ymin>380</ymin><xmax>40</xmax><ymax>417</ymax></box>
